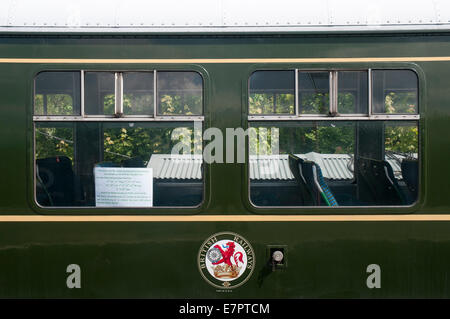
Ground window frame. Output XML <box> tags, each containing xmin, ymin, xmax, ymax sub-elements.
<box><xmin>245</xmin><ymin>65</ymin><xmax>423</xmax><ymax>213</ymax></box>
<box><xmin>31</xmin><ymin>67</ymin><xmax>208</xmax><ymax>213</ymax></box>
<box><xmin>296</xmin><ymin>70</ymin><xmax>333</xmax><ymax>118</ymax></box>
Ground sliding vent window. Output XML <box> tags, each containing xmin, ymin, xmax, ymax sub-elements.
<box><xmin>298</xmin><ymin>72</ymin><xmax>329</xmax><ymax>115</ymax></box>
<box><xmin>34</xmin><ymin>72</ymin><xmax>81</xmax><ymax>116</ymax></box>
<box><xmin>157</xmin><ymin>72</ymin><xmax>203</xmax><ymax>115</ymax></box>
<box><xmin>84</xmin><ymin>72</ymin><xmax>116</xmax><ymax>115</ymax></box>
<box><xmin>372</xmin><ymin>70</ymin><xmax>418</xmax><ymax>114</ymax></box>
<box><xmin>338</xmin><ymin>71</ymin><xmax>368</xmax><ymax>114</ymax></box>
<box><xmin>123</xmin><ymin>72</ymin><xmax>154</xmax><ymax>116</ymax></box>
<box><xmin>249</xmin><ymin>71</ymin><xmax>295</xmax><ymax>115</ymax></box>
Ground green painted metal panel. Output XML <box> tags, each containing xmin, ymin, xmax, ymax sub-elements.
<box><xmin>0</xmin><ymin>33</ymin><xmax>449</xmax><ymax>297</ymax></box>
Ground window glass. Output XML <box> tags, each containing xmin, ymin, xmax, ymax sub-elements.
<box><xmin>372</xmin><ymin>70</ymin><xmax>418</xmax><ymax>114</ymax></box>
<box><xmin>249</xmin><ymin>71</ymin><xmax>295</xmax><ymax>115</ymax></box>
<box><xmin>123</xmin><ymin>72</ymin><xmax>154</xmax><ymax>116</ymax></box>
<box><xmin>84</xmin><ymin>72</ymin><xmax>115</xmax><ymax>115</ymax></box>
<box><xmin>157</xmin><ymin>72</ymin><xmax>203</xmax><ymax>115</ymax></box>
<box><xmin>35</xmin><ymin>125</ymin><xmax>74</xmax><ymax>160</ymax></box>
<box><xmin>35</xmin><ymin>122</ymin><xmax>203</xmax><ymax>207</ymax></box>
<box><xmin>35</xmin><ymin>124</ymin><xmax>75</xmax><ymax>206</ymax></box>
<box><xmin>298</xmin><ymin>72</ymin><xmax>330</xmax><ymax>115</ymax></box>
<box><xmin>34</xmin><ymin>72</ymin><xmax>80</xmax><ymax>115</ymax></box>
<box><xmin>338</xmin><ymin>71</ymin><xmax>368</xmax><ymax>114</ymax></box>
<box><xmin>249</xmin><ymin>120</ymin><xmax>418</xmax><ymax>207</ymax></box>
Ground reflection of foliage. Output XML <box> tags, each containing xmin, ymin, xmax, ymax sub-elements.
<box><xmin>282</xmin><ymin>125</ymin><xmax>353</xmax><ymax>154</ymax></box>
<box><xmin>103</xmin><ymin>94</ymin><xmax>115</xmax><ymax>114</ymax></box>
<box><xmin>103</xmin><ymin>126</ymin><xmax>199</xmax><ymax>163</ymax></box>
<box><xmin>254</xmin><ymin>123</ymin><xmax>418</xmax><ymax>157</ymax></box>
<box><xmin>124</xmin><ymin>93</ymin><xmax>153</xmax><ymax>115</ymax></box>
<box><xmin>35</xmin><ymin>125</ymin><xmax>200</xmax><ymax>166</ymax></box>
<box><xmin>249</xmin><ymin>127</ymin><xmax>279</xmax><ymax>155</ymax></box>
<box><xmin>385</xmin><ymin>92</ymin><xmax>417</xmax><ymax>114</ymax></box>
<box><xmin>35</xmin><ymin>127</ymin><xmax>74</xmax><ymax>160</ymax></box>
<box><xmin>338</xmin><ymin>93</ymin><xmax>357</xmax><ymax>114</ymax></box>
<box><xmin>250</xmin><ymin>125</ymin><xmax>354</xmax><ymax>155</ymax></box>
<box><xmin>159</xmin><ymin>94</ymin><xmax>202</xmax><ymax>115</ymax></box>
<box><xmin>385</xmin><ymin>125</ymin><xmax>418</xmax><ymax>154</ymax></box>
<box><xmin>305</xmin><ymin>126</ymin><xmax>354</xmax><ymax>154</ymax></box>
<box><xmin>249</xmin><ymin>94</ymin><xmax>294</xmax><ymax>115</ymax></box>
<box><xmin>252</xmin><ymin>122</ymin><xmax>417</xmax><ymax>157</ymax></box>
<box><xmin>300</xmin><ymin>93</ymin><xmax>329</xmax><ymax>114</ymax></box>
<box><xmin>34</xmin><ymin>94</ymin><xmax>74</xmax><ymax>115</ymax></box>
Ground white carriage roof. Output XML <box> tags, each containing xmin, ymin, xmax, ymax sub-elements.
<box><xmin>1</xmin><ymin>0</ymin><xmax>450</xmax><ymax>34</ymax></box>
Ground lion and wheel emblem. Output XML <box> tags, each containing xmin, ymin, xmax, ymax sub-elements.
<box><xmin>198</xmin><ymin>232</ymin><xmax>255</xmax><ymax>289</ymax></box>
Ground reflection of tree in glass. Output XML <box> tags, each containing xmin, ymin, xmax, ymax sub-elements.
<box><xmin>385</xmin><ymin>92</ymin><xmax>417</xmax><ymax>114</ymax></box>
<box><xmin>385</xmin><ymin>125</ymin><xmax>418</xmax><ymax>154</ymax></box>
<box><xmin>159</xmin><ymin>94</ymin><xmax>202</xmax><ymax>115</ymax></box>
<box><xmin>34</xmin><ymin>94</ymin><xmax>74</xmax><ymax>115</ymax></box>
<box><xmin>299</xmin><ymin>93</ymin><xmax>329</xmax><ymax>114</ymax></box>
<box><xmin>35</xmin><ymin>127</ymin><xmax>74</xmax><ymax>160</ymax></box>
<box><xmin>278</xmin><ymin>125</ymin><xmax>354</xmax><ymax>154</ymax></box>
<box><xmin>249</xmin><ymin>93</ymin><xmax>294</xmax><ymax>115</ymax></box>
<box><xmin>250</xmin><ymin>124</ymin><xmax>354</xmax><ymax>155</ymax></box>
<box><xmin>123</xmin><ymin>93</ymin><xmax>153</xmax><ymax>115</ymax></box>
<box><xmin>103</xmin><ymin>94</ymin><xmax>115</xmax><ymax>114</ymax></box>
<box><xmin>157</xmin><ymin>72</ymin><xmax>202</xmax><ymax>115</ymax></box>
<box><xmin>338</xmin><ymin>93</ymin><xmax>356</xmax><ymax>114</ymax></box>
<box><xmin>103</xmin><ymin>127</ymin><xmax>199</xmax><ymax>164</ymax></box>
<box><xmin>249</xmin><ymin>127</ymin><xmax>280</xmax><ymax>155</ymax></box>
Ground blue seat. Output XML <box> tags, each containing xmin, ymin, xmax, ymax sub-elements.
<box><xmin>314</xmin><ymin>164</ymin><xmax>339</xmax><ymax>206</ymax></box>
<box><xmin>288</xmin><ymin>154</ymin><xmax>338</xmax><ymax>206</ymax></box>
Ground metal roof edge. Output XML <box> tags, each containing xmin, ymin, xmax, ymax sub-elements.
<box><xmin>1</xmin><ymin>24</ymin><xmax>450</xmax><ymax>35</ymax></box>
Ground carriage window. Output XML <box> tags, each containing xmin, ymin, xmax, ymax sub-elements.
<box><xmin>250</xmin><ymin>121</ymin><xmax>355</xmax><ymax>207</ymax></box>
<box><xmin>34</xmin><ymin>70</ymin><xmax>204</xmax><ymax>208</ymax></box>
<box><xmin>372</xmin><ymin>70</ymin><xmax>418</xmax><ymax>114</ymax></box>
<box><xmin>249</xmin><ymin>71</ymin><xmax>295</xmax><ymax>115</ymax></box>
<box><xmin>249</xmin><ymin>121</ymin><xmax>418</xmax><ymax>207</ymax></box>
<box><xmin>34</xmin><ymin>72</ymin><xmax>80</xmax><ymax>115</ymax></box>
<box><xmin>338</xmin><ymin>71</ymin><xmax>368</xmax><ymax>114</ymax></box>
<box><xmin>248</xmin><ymin>68</ymin><xmax>419</xmax><ymax>208</ymax></box>
<box><xmin>123</xmin><ymin>72</ymin><xmax>154</xmax><ymax>116</ymax></box>
<box><xmin>157</xmin><ymin>72</ymin><xmax>203</xmax><ymax>115</ymax></box>
<box><xmin>84</xmin><ymin>72</ymin><xmax>115</xmax><ymax>115</ymax></box>
<box><xmin>298</xmin><ymin>72</ymin><xmax>330</xmax><ymax>115</ymax></box>
<box><xmin>35</xmin><ymin>122</ymin><xmax>202</xmax><ymax>207</ymax></box>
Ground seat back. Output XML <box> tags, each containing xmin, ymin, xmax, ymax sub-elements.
<box><xmin>314</xmin><ymin>164</ymin><xmax>339</xmax><ymax>206</ymax></box>
<box><xmin>401</xmin><ymin>159</ymin><xmax>418</xmax><ymax>200</ymax></box>
<box><xmin>36</xmin><ymin>156</ymin><xmax>75</xmax><ymax>206</ymax></box>
<box><xmin>357</xmin><ymin>157</ymin><xmax>405</xmax><ymax>205</ymax></box>
<box><xmin>288</xmin><ymin>154</ymin><xmax>316</xmax><ymax>205</ymax></box>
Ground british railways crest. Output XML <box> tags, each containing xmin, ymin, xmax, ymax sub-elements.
<box><xmin>198</xmin><ymin>232</ymin><xmax>255</xmax><ymax>289</ymax></box>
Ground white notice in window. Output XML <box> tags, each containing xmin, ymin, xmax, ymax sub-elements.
<box><xmin>94</xmin><ymin>167</ymin><xmax>153</xmax><ymax>207</ymax></box>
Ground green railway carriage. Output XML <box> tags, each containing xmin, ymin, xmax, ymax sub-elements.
<box><xmin>0</xmin><ymin>0</ymin><xmax>450</xmax><ymax>298</ymax></box>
